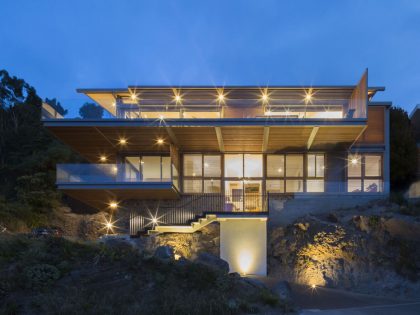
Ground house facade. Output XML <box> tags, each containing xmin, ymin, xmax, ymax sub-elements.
<box><xmin>44</xmin><ymin>70</ymin><xmax>390</xmax><ymax>275</ymax></box>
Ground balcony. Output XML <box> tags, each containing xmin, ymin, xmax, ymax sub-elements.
<box><xmin>57</xmin><ymin>163</ymin><xmax>180</xmax><ymax>208</ymax></box>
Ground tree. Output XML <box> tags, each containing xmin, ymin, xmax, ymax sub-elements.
<box><xmin>390</xmin><ymin>106</ymin><xmax>417</xmax><ymax>191</ymax></box>
<box><xmin>0</xmin><ymin>69</ymin><xmax>79</xmax><ymax>228</ymax></box>
<box><xmin>79</xmin><ymin>102</ymin><xmax>104</xmax><ymax>119</ymax></box>
<box><xmin>45</xmin><ymin>97</ymin><xmax>68</xmax><ymax>116</ymax></box>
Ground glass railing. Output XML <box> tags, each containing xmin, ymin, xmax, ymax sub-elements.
<box><xmin>57</xmin><ymin>164</ymin><xmax>174</xmax><ymax>184</ymax></box>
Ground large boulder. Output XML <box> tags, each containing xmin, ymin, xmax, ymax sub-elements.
<box><xmin>154</xmin><ymin>246</ymin><xmax>174</xmax><ymax>261</ymax></box>
<box><xmin>194</xmin><ymin>253</ymin><xmax>229</xmax><ymax>273</ymax></box>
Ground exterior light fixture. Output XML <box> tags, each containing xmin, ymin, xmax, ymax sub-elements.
<box><xmin>173</xmin><ymin>90</ymin><xmax>182</xmax><ymax>104</ymax></box>
<box><xmin>99</xmin><ymin>155</ymin><xmax>107</xmax><ymax>162</ymax></box>
<box><xmin>351</xmin><ymin>158</ymin><xmax>358</xmax><ymax>165</ymax></box>
<box><xmin>304</xmin><ymin>89</ymin><xmax>313</xmax><ymax>104</ymax></box>
<box><xmin>156</xmin><ymin>138</ymin><xmax>164</xmax><ymax>145</ymax></box>
<box><xmin>311</xmin><ymin>284</ymin><xmax>316</xmax><ymax>289</ymax></box>
<box><xmin>151</xmin><ymin>217</ymin><xmax>158</xmax><ymax>225</ymax></box>
<box><xmin>103</xmin><ymin>216</ymin><xmax>116</xmax><ymax>234</ymax></box>
<box><xmin>112</xmin><ymin>101</ymin><xmax>116</xmax><ymax>107</ymax></box>
<box><xmin>109</xmin><ymin>202</ymin><xmax>118</xmax><ymax>209</ymax></box>
<box><xmin>261</xmin><ymin>92</ymin><xmax>269</xmax><ymax>104</ymax></box>
<box><xmin>159</xmin><ymin>115</ymin><xmax>165</xmax><ymax>121</ymax></box>
<box><xmin>130</xmin><ymin>93</ymin><xmax>139</xmax><ymax>102</ymax></box>
<box><xmin>118</xmin><ymin>138</ymin><xmax>127</xmax><ymax>145</ymax></box>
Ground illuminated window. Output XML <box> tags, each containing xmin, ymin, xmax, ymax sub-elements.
<box><xmin>286</xmin><ymin>179</ymin><xmax>304</xmax><ymax>193</ymax></box>
<box><xmin>347</xmin><ymin>154</ymin><xmax>382</xmax><ymax>193</ymax></box>
<box><xmin>124</xmin><ymin>155</ymin><xmax>170</xmax><ymax>182</ymax></box>
<box><xmin>307</xmin><ymin>154</ymin><xmax>324</xmax><ymax>192</ymax></box>
<box><xmin>224</xmin><ymin>154</ymin><xmax>243</xmax><ymax>178</ymax></box>
<box><xmin>183</xmin><ymin>154</ymin><xmax>221</xmax><ymax>193</ymax></box>
<box><xmin>267</xmin><ymin>155</ymin><xmax>285</xmax><ymax>177</ymax></box>
<box><xmin>244</xmin><ymin>154</ymin><xmax>263</xmax><ymax>177</ymax></box>
<box><xmin>266</xmin><ymin>179</ymin><xmax>284</xmax><ymax>193</ymax></box>
<box><xmin>286</xmin><ymin>155</ymin><xmax>304</xmax><ymax>177</ymax></box>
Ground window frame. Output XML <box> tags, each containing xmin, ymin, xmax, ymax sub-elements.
<box><xmin>183</xmin><ymin>153</ymin><xmax>222</xmax><ymax>193</ymax></box>
<box><xmin>347</xmin><ymin>153</ymin><xmax>383</xmax><ymax>193</ymax></box>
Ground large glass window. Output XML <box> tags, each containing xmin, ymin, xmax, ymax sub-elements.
<box><xmin>307</xmin><ymin>154</ymin><xmax>325</xmax><ymax>192</ymax></box>
<box><xmin>286</xmin><ymin>155</ymin><xmax>304</xmax><ymax>177</ymax></box>
<box><xmin>123</xmin><ymin>155</ymin><xmax>170</xmax><ymax>182</ymax></box>
<box><xmin>183</xmin><ymin>154</ymin><xmax>221</xmax><ymax>193</ymax></box>
<box><xmin>347</xmin><ymin>154</ymin><xmax>382</xmax><ymax>193</ymax></box>
<box><xmin>224</xmin><ymin>154</ymin><xmax>243</xmax><ymax>178</ymax></box>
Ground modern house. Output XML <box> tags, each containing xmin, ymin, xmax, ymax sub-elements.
<box><xmin>44</xmin><ymin>70</ymin><xmax>390</xmax><ymax>275</ymax></box>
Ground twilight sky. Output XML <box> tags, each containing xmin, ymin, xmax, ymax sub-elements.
<box><xmin>1</xmin><ymin>0</ymin><xmax>420</xmax><ymax>117</ymax></box>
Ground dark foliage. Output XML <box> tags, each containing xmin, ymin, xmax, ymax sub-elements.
<box><xmin>79</xmin><ymin>102</ymin><xmax>104</xmax><ymax>119</ymax></box>
<box><xmin>0</xmin><ymin>70</ymin><xmax>79</xmax><ymax>229</ymax></box>
<box><xmin>45</xmin><ymin>98</ymin><xmax>68</xmax><ymax>116</ymax></box>
<box><xmin>390</xmin><ymin>106</ymin><xmax>417</xmax><ymax>191</ymax></box>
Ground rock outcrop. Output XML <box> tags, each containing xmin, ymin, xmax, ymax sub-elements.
<box><xmin>269</xmin><ymin>204</ymin><xmax>420</xmax><ymax>298</ymax></box>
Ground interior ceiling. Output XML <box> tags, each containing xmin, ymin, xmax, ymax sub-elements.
<box><xmin>46</xmin><ymin>125</ymin><xmax>365</xmax><ymax>163</ymax></box>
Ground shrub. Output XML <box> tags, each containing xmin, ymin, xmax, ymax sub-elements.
<box><xmin>24</xmin><ymin>264</ymin><xmax>60</xmax><ymax>289</ymax></box>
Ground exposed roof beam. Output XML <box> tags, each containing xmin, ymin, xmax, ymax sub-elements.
<box><xmin>215</xmin><ymin>127</ymin><xmax>224</xmax><ymax>152</ymax></box>
<box><xmin>165</xmin><ymin>126</ymin><xmax>179</xmax><ymax>146</ymax></box>
<box><xmin>262</xmin><ymin>126</ymin><xmax>270</xmax><ymax>152</ymax></box>
<box><xmin>307</xmin><ymin>126</ymin><xmax>319</xmax><ymax>150</ymax></box>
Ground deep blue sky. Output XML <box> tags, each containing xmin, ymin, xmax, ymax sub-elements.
<box><xmin>1</xmin><ymin>0</ymin><xmax>419</xmax><ymax>117</ymax></box>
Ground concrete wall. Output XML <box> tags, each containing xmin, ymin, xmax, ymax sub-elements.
<box><xmin>220</xmin><ymin>218</ymin><xmax>267</xmax><ymax>276</ymax></box>
<box><xmin>269</xmin><ymin>194</ymin><xmax>386</xmax><ymax>226</ymax></box>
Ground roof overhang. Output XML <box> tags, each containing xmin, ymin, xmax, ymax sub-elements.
<box><xmin>44</xmin><ymin>119</ymin><xmax>366</xmax><ymax>162</ymax></box>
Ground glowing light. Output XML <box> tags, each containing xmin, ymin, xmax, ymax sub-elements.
<box><xmin>130</xmin><ymin>93</ymin><xmax>139</xmax><ymax>102</ymax></box>
<box><xmin>238</xmin><ymin>250</ymin><xmax>253</xmax><ymax>275</ymax></box>
<box><xmin>159</xmin><ymin>115</ymin><xmax>165</xmax><ymax>121</ymax></box>
<box><xmin>217</xmin><ymin>91</ymin><xmax>225</xmax><ymax>104</ymax></box>
<box><xmin>261</xmin><ymin>92</ymin><xmax>269</xmax><ymax>103</ymax></box>
<box><xmin>118</xmin><ymin>138</ymin><xmax>127</xmax><ymax>145</ymax></box>
<box><xmin>109</xmin><ymin>202</ymin><xmax>118</xmax><ymax>209</ymax></box>
<box><xmin>156</xmin><ymin>138</ymin><xmax>164</xmax><ymax>145</ymax></box>
<box><xmin>278</xmin><ymin>168</ymin><xmax>282</xmax><ymax>173</ymax></box>
<box><xmin>99</xmin><ymin>155</ymin><xmax>107</xmax><ymax>162</ymax></box>
<box><xmin>204</xmin><ymin>163</ymin><xmax>209</xmax><ymax>168</ymax></box>
<box><xmin>112</xmin><ymin>166</ymin><xmax>118</xmax><ymax>173</ymax></box>
<box><xmin>174</xmin><ymin>254</ymin><xmax>181</xmax><ymax>260</ymax></box>
<box><xmin>304</xmin><ymin>89</ymin><xmax>313</xmax><ymax>104</ymax></box>
<box><xmin>173</xmin><ymin>91</ymin><xmax>182</xmax><ymax>104</ymax></box>
<box><xmin>102</xmin><ymin>216</ymin><xmax>117</xmax><ymax>234</ymax></box>
<box><xmin>151</xmin><ymin>217</ymin><xmax>158</xmax><ymax>225</ymax></box>
<box><xmin>112</xmin><ymin>101</ymin><xmax>116</xmax><ymax>107</ymax></box>
<box><xmin>311</xmin><ymin>284</ymin><xmax>316</xmax><ymax>289</ymax></box>
<box><xmin>351</xmin><ymin>158</ymin><xmax>359</xmax><ymax>165</ymax></box>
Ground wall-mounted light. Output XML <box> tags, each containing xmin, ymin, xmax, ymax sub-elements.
<box><xmin>99</xmin><ymin>155</ymin><xmax>107</xmax><ymax>162</ymax></box>
<box><xmin>351</xmin><ymin>158</ymin><xmax>358</xmax><ymax>165</ymax></box>
<box><xmin>261</xmin><ymin>92</ymin><xmax>269</xmax><ymax>104</ymax></box>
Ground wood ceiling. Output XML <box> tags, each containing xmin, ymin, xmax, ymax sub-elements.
<box><xmin>46</xmin><ymin>124</ymin><xmax>365</xmax><ymax>163</ymax></box>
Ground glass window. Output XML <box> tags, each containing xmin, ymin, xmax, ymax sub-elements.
<box><xmin>348</xmin><ymin>155</ymin><xmax>362</xmax><ymax>177</ymax></box>
<box><xmin>124</xmin><ymin>157</ymin><xmax>140</xmax><ymax>181</ymax></box>
<box><xmin>266</xmin><ymin>180</ymin><xmax>284</xmax><ymax>193</ymax></box>
<box><xmin>184</xmin><ymin>154</ymin><xmax>202</xmax><ymax>177</ymax></box>
<box><xmin>224</xmin><ymin>154</ymin><xmax>243</xmax><ymax>178</ymax></box>
<box><xmin>286</xmin><ymin>179</ymin><xmax>304</xmax><ymax>193</ymax></box>
<box><xmin>204</xmin><ymin>179</ymin><xmax>221</xmax><ymax>193</ymax></box>
<box><xmin>365</xmin><ymin>155</ymin><xmax>381</xmax><ymax>177</ymax></box>
<box><xmin>183</xmin><ymin>179</ymin><xmax>202</xmax><ymax>193</ymax></box>
<box><xmin>142</xmin><ymin>156</ymin><xmax>161</xmax><ymax>181</ymax></box>
<box><xmin>204</xmin><ymin>155</ymin><xmax>221</xmax><ymax>177</ymax></box>
<box><xmin>348</xmin><ymin>179</ymin><xmax>362</xmax><ymax>193</ymax></box>
<box><xmin>364</xmin><ymin>179</ymin><xmax>382</xmax><ymax>192</ymax></box>
<box><xmin>286</xmin><ymin>155</ymin><xmax>304</xmax><ymax>177</ymax></box>
<box><xmin>307</xmin><ymin>154</ymin><xmax>324</xmax><ymax>178</ymax></box>
<box><xmin>161</xmin><ymin>157</ymin><xmax>171</xmax><ymax>181</ymax></box>
<box><xmin>244</xmin><ymin>154</ymin><xmax>263</xmax><ymax>177</ymax></box>
<box><xmin>267</xmin><ymin>155</ymin><xmax>284</xmax><ymax>177</ymax></box>
<box><xmin>307</xmin><ymin>179</ymin><xmax>324</xmax><ymax>192</ymax></box>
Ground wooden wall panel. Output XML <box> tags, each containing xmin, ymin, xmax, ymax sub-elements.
<box><xmin>223</xmin><ymin>106</ymin><xmax>264</xmax><ymax>118</ymax></box>
<box><xmin>357</xmin><ymin>106</ymin><xmax>385</xmax><ymax>144</ymax></box>
<box><xmin>349</xmin><ymin>70</ymin><xmax>368</xmax><ymax>118</ymax></box>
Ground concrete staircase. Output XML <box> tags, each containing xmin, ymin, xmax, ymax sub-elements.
<box><xmin>147</xmin><ymin>214</ymin><xmax>218</xmax><ymax>234</ymax></box>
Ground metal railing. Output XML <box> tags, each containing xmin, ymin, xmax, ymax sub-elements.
<box><xmin>130</xmin><ymin>193</ymin><xmax>269</xmax><ymax>234</ymax></box>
